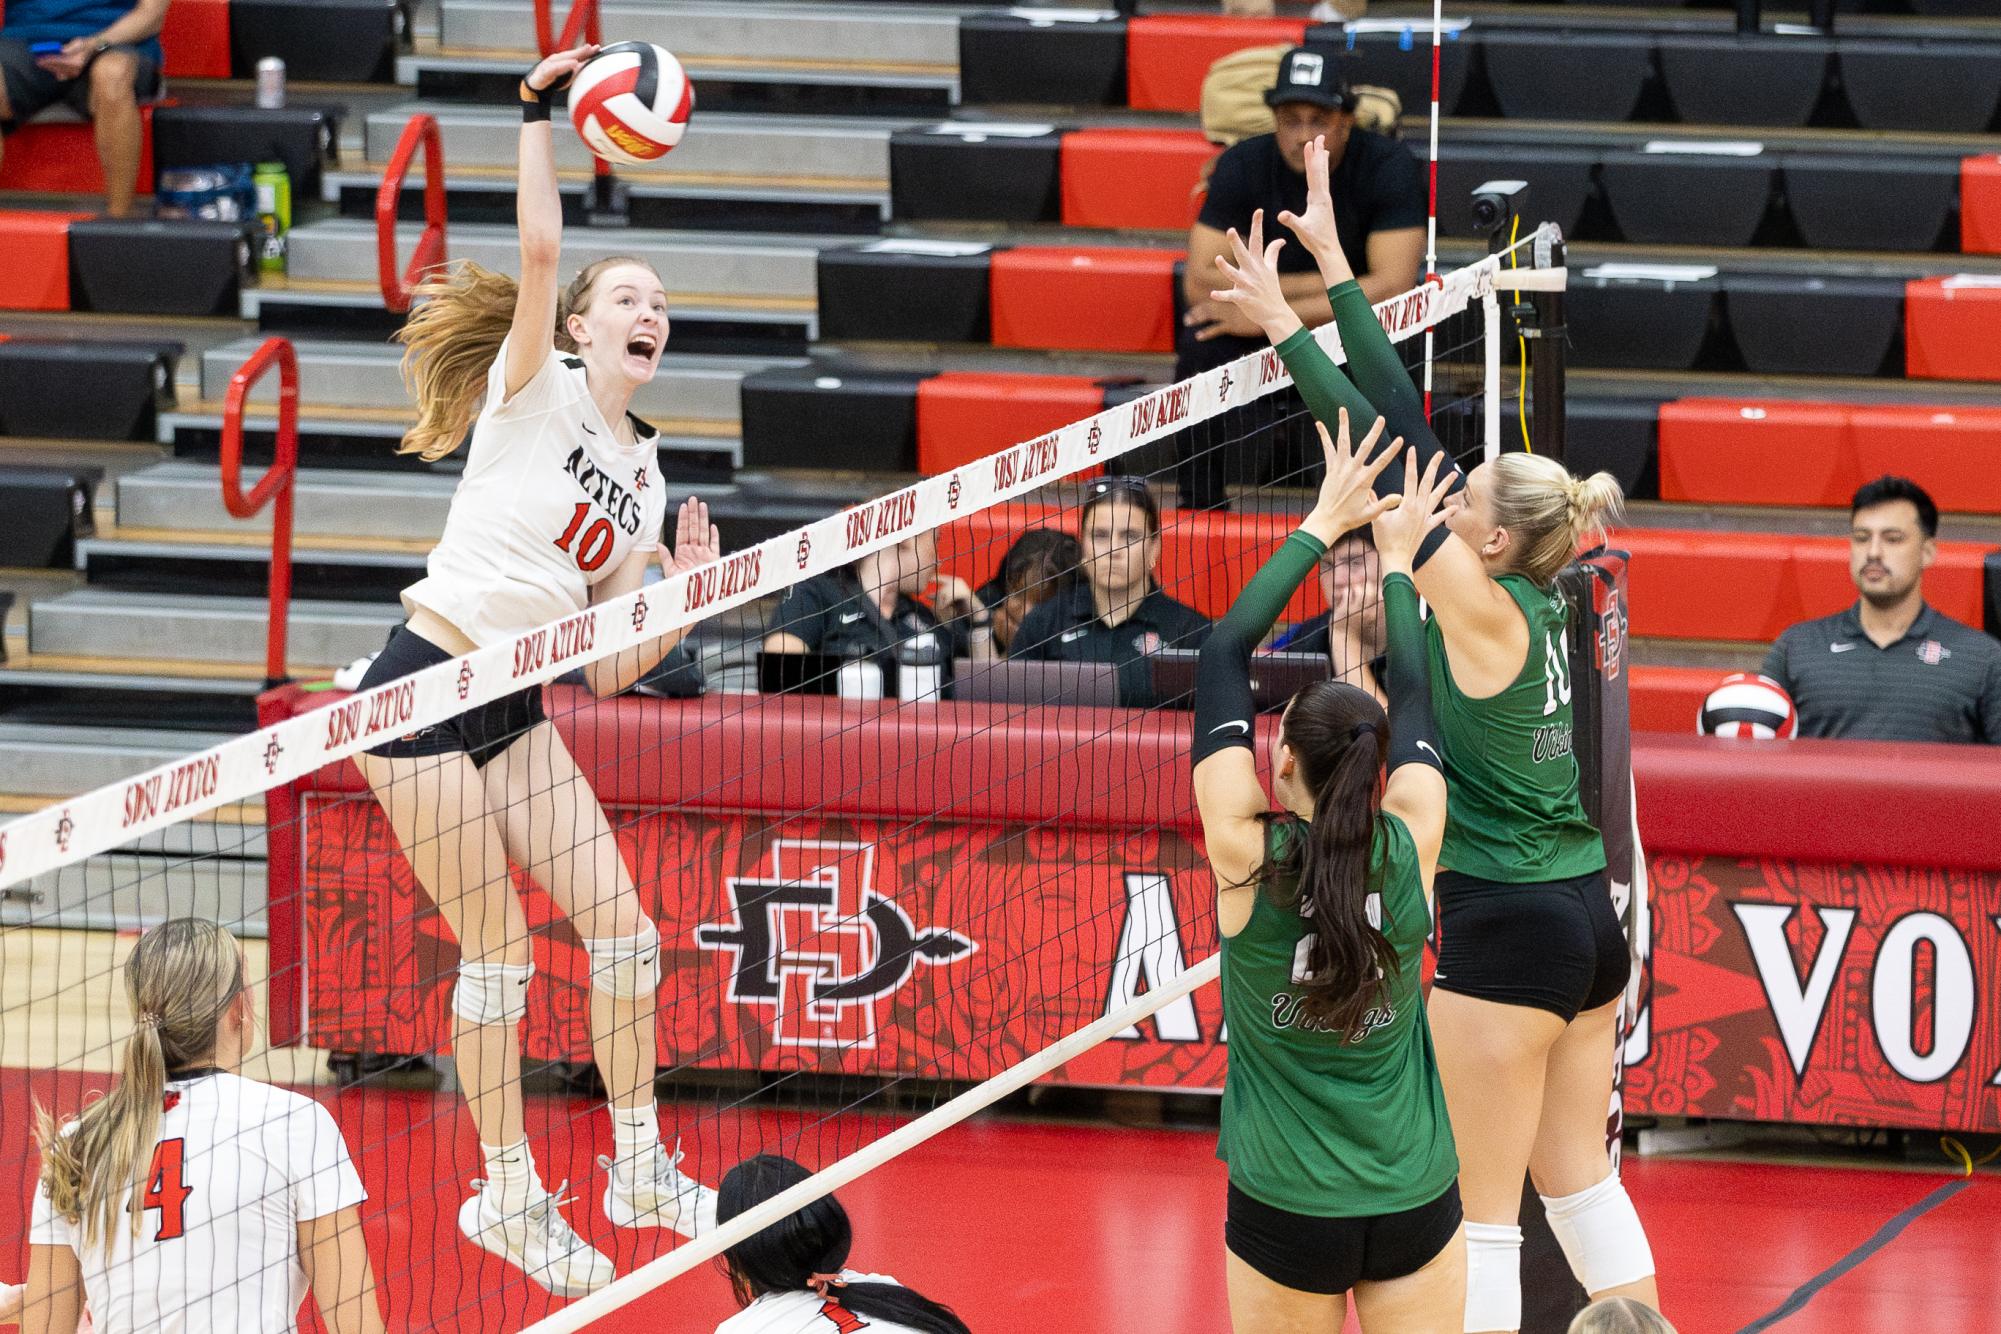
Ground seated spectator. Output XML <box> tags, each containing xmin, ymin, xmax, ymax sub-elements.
<box><xmin>1569</xmin><ymin>1296</ymin><xmax>1677</xmax><ymax>1334</ymax></box>
<box><xmin>1762</xmin><ymin>476</ymin><xmax>2001</xmax><ymax>744</ymax></box>
<box><xmin>0</xmin><ymin>0</ymin><xmax>168</xmax><ymax>218</ymax></box>
<box><xmin>715</xmin><ymin>1155</ymin><xmax>968</xmax><ymax>1334</ymax></box>
<box><xmin>975</xmin><ymin>526</ymin><xmax>1083</xmax><ymax>656</ymax></box>
<box><xmin>1175</xmin><ymin>44</ymin><xmax>1424</xmax><ymax>509</ymax></box>
<box><xmin>1272</xmin><ymin>527</ymin><xmax>1385</xmax><ymax>704</ymax></box>
<box><xmin>764</xmin><ymin>527</ymin><xmax>991</xmax><ymax>686</ymax></box>
<box><xmin>1009</xmin><ymin>478</ymin><xmax>1210</xmax><ymax>707</ymax></box>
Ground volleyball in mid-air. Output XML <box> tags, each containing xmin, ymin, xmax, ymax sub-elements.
<box><xmin>1698</xmin><ymin>672</ymin><xmax>1798</xmax><ymax>740</ymax></box>
<box><xmin>568</xmin><ymin>41</ymin><xmax>693</xmax><ymax>166</ymax></box>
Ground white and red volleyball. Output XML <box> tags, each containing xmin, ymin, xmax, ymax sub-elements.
<box><xmin>568</xmin><ymin>41</ymin><xmax>693</xmax><ymax>166</ymax></box>
<box><xmin>1698</xmin><ymin>672</ymin><xmax>1799</xmax><ymax>740</ymax></box>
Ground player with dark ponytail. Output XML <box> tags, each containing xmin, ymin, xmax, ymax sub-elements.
<box><xmin>1193</xmin><ymin>409</ymin><xmax>1462</xmax><ymax>1331</ymax></box>
<box><xmin>713</xmin><ymin>1155</ymin><xmax>969</xmax><ymax>1334</ymax></box>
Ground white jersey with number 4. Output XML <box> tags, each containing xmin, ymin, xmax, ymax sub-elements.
<box><xmin>401</xmin><ymin>336</ymin><xmax>667</xmax><ymax>647</ymax></box>
<box><xmin>715</xmin><ymin>1271</ymin><xmax>931</xmax><ymax>1334</ymax></box>
<box><xmin>30</xmin><ymin>1071</ymin><xmax>367</xmax><ymax>1334</ymax></box>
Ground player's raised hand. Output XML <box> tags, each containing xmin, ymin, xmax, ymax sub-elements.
<box><xmin>523</xmin><ymin>43</ymin><xmax>598</xmax><ymax>98</ymax></box>
<box><xmin>1278</xmin><ymin>135</ymin><xmax>1342</xmax><ymax>259</ymax></box>
<box><xmin>1305</xmin><ymin>407</ymin><xmax>1400</xmax><ymax>543</ymax></box>
<box><xmin>1371</xmin><ymin>448</ymin><xmax>1455</xmax><ymax>570</ymax></box>
<box><xmin>663</xmin><ymin>497</ymin><xmax>721</xmax><ymax>575</ymax></box>
<box><xmin>1209</xmin><ymin>210</ymin><xmax>1298</xmax><ymax>342</ymax></box>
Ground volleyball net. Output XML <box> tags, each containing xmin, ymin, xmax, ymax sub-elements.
<box><xmin>0</xmin><ymin>227</ymin><xmax>1568</xmax><ymax>1332</ymax></box>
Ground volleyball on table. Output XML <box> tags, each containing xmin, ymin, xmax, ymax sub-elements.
<box><xmin>568</xmin><ymin>41</ymin><xmax>693</xmax><ymax>166</ymax></box>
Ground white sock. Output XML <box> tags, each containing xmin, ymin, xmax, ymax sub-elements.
<box><xmin>611</xmin><ymin>1104</ymin><xmax>660</xmax><ymax>1173</ymax></box>
<box><xmin>481</xmin><ymin>1140</ymin><xmax>537</xmax><ymax>1214</ymax></box>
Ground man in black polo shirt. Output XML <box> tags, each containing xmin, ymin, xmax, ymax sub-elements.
<box><xmin>1762</xmin><ymin>476</ymin><xmax>2001</xmax><ymax>743</ymax></box>
<box><xmin>1009</xmin><ymin>480</ymin><xmax>1211</xmax><ymax>707</ymax></box>
<box><xmin>1172</xmin><ymin>44</ymin><xmax>1425</xmax><ymax>509</ymax></box>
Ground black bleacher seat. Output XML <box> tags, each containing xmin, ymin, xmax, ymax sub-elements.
<box><xmin>0</xmin><ymin>341</ymin><xmax>179</xmax><ymax>441</ymax></box>
<box><xmin>1479</xmin><ymin>30</ymin><xmax>1653</xmax><ymax>124</ymax></box>
<box><xmin>1304</xmin><ymin>26</ymin><xmax>1478</xmax><ymax>119</ymax></box>
<box><xmin>959</xmin><ymin>12</ymin><xmax>1127</xmax><ymax>107</ymax></box>
<box><xmin>817</xmin><ymin>243</ymin><xmax>996</xmax><ymax>344</ymax></box>
<box><xmin>1781</xmin><ymin>154</ymin><xmax>1957</xmax><ymax>253</ymax></box>
<box><xmin>229</xmin><ymin>0</ymin><xmax>406</xmax><ymax>83</ymax></box>
<box><xmin>1434</xmin><ymin>144</ymin><xmax>1596</xmax><ymax>241</ymax></box>
<box><xmin>739</xmin><ymin>368</ymin><xmax>925</xmax><ymax>472</ymax></box>
<box><xmin>1599</xmin><ymin>151</ymin><xmax>1776</xmax><ymax>248</ymax></box>
<box><xmin>1838</xmin><ymin>40</ymin><xmax>2001</xmax><ymax>133</ymax></box>
<box><xmin>1563</xmin><ymin>398</ymin><xmax>1659</xmax><ymax>501</ymax></box>
<box><xmin>0</xmin><ymin>590</ymin><xmax>12</xmax><ymax>662</ymax></box>
<box><xmin>152</xmin><ymin>105</ymin><xmax>341</xmax><ymax>199</ymax></box>
<box><xmin>69</xmin><ymin>219</ymin><xmax>255</xmax><ymax>317</ymax></box>
<box><xmin>1655</xmin><ymin>34</ymin><xmax>1832</xmax><ymax>128</ymax></box>
<box><xmin>1565</xmin><ymin>272</ymin><xmax>1719</xmax><ymax>372</ymax></box>
<box><xmin>0</xmin><ymin>466</ymin><xmax>98</xmax><ymax>567</ymax></box>
<box><xmin>889</xmin><ymin>126</ymin><xmax>1064</xmax><ymax>224</ymax></box>
<box><xmin>1722</xmin><ymin>275</ymin><xmax>1904</xmax><ymax>377</ymax></box>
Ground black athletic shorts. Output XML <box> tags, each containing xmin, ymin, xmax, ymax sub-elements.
<box><xmin>1226</xmin><ymin>1180</ymin><xmax>1462</xmax><ymax>1296</ymax></box>
<box><xmin>358</xmin><ymin>626</ymin><xmax>545</xmax><ymax>769</ymax></box>
<box><xmin>1433</xmin><ymin>869</ymin><xmax>1630</xmax><ymax>1022</ymax></box>
<box><xmin>0</xmin><ymin>40</ymin><xmax>161</xmax><ymax>129</ymax></box>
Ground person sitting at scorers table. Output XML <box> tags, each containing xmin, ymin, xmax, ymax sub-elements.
<box><xmin>762</xmin><ymin>527</ymin><xmax>993</xmax><ymax>693</ymax></box>
<box><xmin>1274</xmin><ymin>527</ymin><xmax>1387</xmax><ymax>707</ymax></box>
<box><xmin>1008</xmin><ymin>478</ymin><xmax>1211</xmax><ymax>707</ymax></box>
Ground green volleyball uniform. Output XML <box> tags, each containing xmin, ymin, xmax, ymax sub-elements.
<box><xmin>1426</xmin><ymin>573</ymin><xmax>1606</xmax><ymax>884</ymax></box>
<box><xmin>1218</xmin><ymin>813</ymin><xmax>1458</xmax><ymax>1216</ymax></box>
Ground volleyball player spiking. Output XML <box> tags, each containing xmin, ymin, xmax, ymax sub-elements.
<box><xmin>1194</xmin><ymin>411</ymin><xmax>1463</xmax><ymax>1331</ymax></box>
<box><xmin>26</xmin><ymin>920</ymin><xmax>382</xmax><ymax>1333</ymax></box>
<box><xmin>350</xmin><ymin>44</ymin><xmax>724</xmax><ymax>1297</ymax></box>
<box><xmin>1211</xmin><ymin>138</ymin><xmax>1660</xmax><ymax>1333</ymax></box>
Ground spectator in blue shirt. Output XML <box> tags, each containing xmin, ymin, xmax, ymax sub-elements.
<box><xmin>0</xmin><ymin>0</ymin><xmax>168</xmax><ymax>217</ymax></box>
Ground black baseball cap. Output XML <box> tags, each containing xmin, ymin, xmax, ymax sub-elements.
<box><xmin>1264</xmin><ymin>45</ymin><xmax>1353</xmax><ymax>111</ymax></box>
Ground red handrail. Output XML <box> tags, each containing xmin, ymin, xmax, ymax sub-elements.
<box><xmin>376</xmin><ymin>113</ymin><xmax>448</xmax><ymax>314</ymax></box>
<box><xmin>534</xmin><ymin>0</ymin><xmax>599</xmax><ymax>59</ymax></box>
<box><xmin>220</xmin><ymin>337</ymin><xmax>299</xmax><ymax>687</ymax></box>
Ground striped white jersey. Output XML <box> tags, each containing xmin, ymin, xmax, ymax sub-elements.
<box><xmin>715</xmin><ymin>1271</ymin><xmax>931</xmax><ymax>1334</ymax></box>
<box><xmin>30</xmin><ymin>1071</ymin><xmax>366</xmax><ymax>1334</ymax></box>
<box><xmin>402</xmin><ymin>336</ymin><xmax>667</xmax><ymax>646</ymax></box>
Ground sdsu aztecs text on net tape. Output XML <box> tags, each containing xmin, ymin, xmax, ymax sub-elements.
<box><xmin>1698</xmin><ymin>671</ymin><xmax>1799</xmax><ymax>740</ymax></box>
<box><xmin>568</xmin><ymin>41</ymin><xmax>692</xmax><ymax>166</ymax></box>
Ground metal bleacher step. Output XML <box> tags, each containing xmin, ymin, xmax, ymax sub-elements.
<box><xmin>0</xmin><ymin>722</ymin><xmax>239</xmax><ymax>799</ymax></box>
<box><xmin>0</xmin><ymin>851</ymin><xmax>271</xmax><ymax>937</ymax></box>
<box><xmin>29</xmin><ymin>589</ymin><xmax>399</xmax><ymax>669</ymax></box>
<box><xmin>199</xmin><ymin>335</ymin><xmax>793</xmax><ymax>427</ymax></box>
<box><xmin>119</xmin><ymin>459</ymin><xmax>453</xmax><ymax>540</ymax></box>
<box><xmin>432</xmin><ymin>0</ymin><xmax>965</xmax><ymax>69</ymax></box>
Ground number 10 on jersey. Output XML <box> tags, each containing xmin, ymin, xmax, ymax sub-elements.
<box><xmin>554</xmin><ymin>502</ymin><xmax>615</xmax><ymax>572</ymax></box>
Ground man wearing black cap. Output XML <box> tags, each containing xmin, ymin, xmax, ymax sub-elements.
<box><xmin>1172</xmin><ymin>44</ymin><xmax>1425</xmax><ymax>508</ymax></box>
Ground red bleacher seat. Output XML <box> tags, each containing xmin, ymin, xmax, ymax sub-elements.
<box><xmin>916</xmin><ymin>374</ymin><xmax>1107</xmax><ymax>476</ymax></box>
<box><xmin>1657</xmin><ymin>399</ymin><xmax>1856</xmax><ymax>507</ymax></box>
<box><xmin>160</xmin><ymin>0</ymin><xmax>233</xmax><ymax>80</ymax></box>
<box><xmin>1906</xmin><ymin>277</ymin><xmax>2001</xmax><ymax>381</ymax></box>
<box><xmin>0</xmin><ymin>105</ymin><xmax>155</xmax><ymax>197</ymax></box>
<box><xmin>0</xmin><ymin>210</ymin><xmax>88</xmax><ymax>310</ymax></box>
<box><xmin>990</xmin><ymin>247</ymin><xmax>1181</xmax><ymax>354</ymax></box>
<box><xmin>1622</xmin><ymin>528</ymin><xmax>1993</xmax><ymax>641</ymax></box>
<box><xmin>1850</xmin><ymin>404</ymin><xmax>2001</xmax><ymax>513</ymax></box>
<box><xmin>1124</xmin><ymin>15</ymin><xmax>1308</xmax><ymax>112</ymax></box>
<box><xmin>1961</xmin><ymin>155</ymin><xmax>2001</xmax><ymax>255</ymax></box>
<box><xmin>1630</xmin><ymin>664</ymin><xmax>1720</xmax><ymax>735</ymax></box>
<box><xmin>1060</xmin><ymin>128</ymin><xmax>1216</xmax><ymax>232</ymax></box>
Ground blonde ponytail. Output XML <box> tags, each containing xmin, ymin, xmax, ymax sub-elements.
<box><xmin>1485</xmin><ymin>453</ymin><xmax>1626</xmax><ymax>585</ymax></box>
<box><xmin>36</xmin><ymin>920</ymin><xmax>244</xmax><ymax>1249</ymax></box>
<box><xmin>394</xmin><ymin>255</ymin><xmax>664</xmax><ymax>463</ymax></box>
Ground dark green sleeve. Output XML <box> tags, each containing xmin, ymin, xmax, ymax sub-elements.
<box><xmin>1382</xmin><ymin>572</ymin><xmax>1441</xmax><ymax>775</ymax></box>
<box><xmin>1273</xmin><ymin>324</ymin><xmax>1382</xmax><ymax>441</ymax></box>
<box><xmin>1327</xmin><ymin>279</ymin><xmax>1434</xmax><ymax>450</ymax></box>
<box><xmin>1193</xmin><ymin>531</ymin><xmax>1325</xmax><ymax>766</ymax></box>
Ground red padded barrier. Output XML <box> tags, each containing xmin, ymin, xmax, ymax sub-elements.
<box><xmin>1962</xmin><ymin>155</ymin><xmax>2001</xmax><ymax>255</ymax></box>
<box><xmin>0</xmin><ymin>104</ymin><xmax>154</xmax><ymax>198</ymax></box>
<box><xmin>1124</xmin><ymin>15</ymin><xmax>1307</xmax><ymax>112</ymax></box>
<box><xmin>1060</xmin><ymin>128</ymin><xmax>1216</xmax><ymax>232</ymax></box>
<box><xmin>915</xmin><ymin>374</ymin><xmax>1107</xmax><ymax>476</ymax></box>
<box><xmin>1656</xmin><ymin>399</ymin><xmax>1855</xmax><ymax>507</ymax></box>
<box><xmin>0</xmin><ymin>210</ymin><xmax>86</xmax><ymax>310</ymax></box>
<box><xmin>1629</xmin><ymin>664</ymin><xmax>1720</xmax><ymax>735</ymax></box>
<box><xmin>1906</xmin><ymin>277</ymin><xmax>2001</xmax><ymax>382</ymax></box>
<box><xmin>1850</xmin><ymin>403</ymin><xmax>2001</xmax><ymax>514</ymax></box>
<box><xmin>160</xmin><ymin>0</ymin><xmax>232</xmax><ymax>79</ymax></box>
<box><xmin>990</xmin><ymin>247</ymin><xmax>1181</xmax><ymax>354</ymax></box>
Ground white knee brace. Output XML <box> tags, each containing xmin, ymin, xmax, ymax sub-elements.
<box><xmin>453</xmin><ymin>960</ymin><xmax>533</xmax><ymax>1027</ymax></box>
<box><xmin>586</xmin><ymin>922</ymin><xmax>661</xmax><ymax>1000</ymax></box>
<box><xmin>1541</xmin><ymin>1174</ymin><xmax>1656</xmax><ymax>1294</ymax></box>
<box><xmin>1464</xmin><ymin>1221</ymin><xmax>1523</xmax><ymax>1333</ymax></box>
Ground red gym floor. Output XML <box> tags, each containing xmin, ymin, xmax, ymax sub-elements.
<box><xmin>3</xmin><ymin>1070</ymin><xmax>1998</xmax><ymax>1334</ymax></box>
